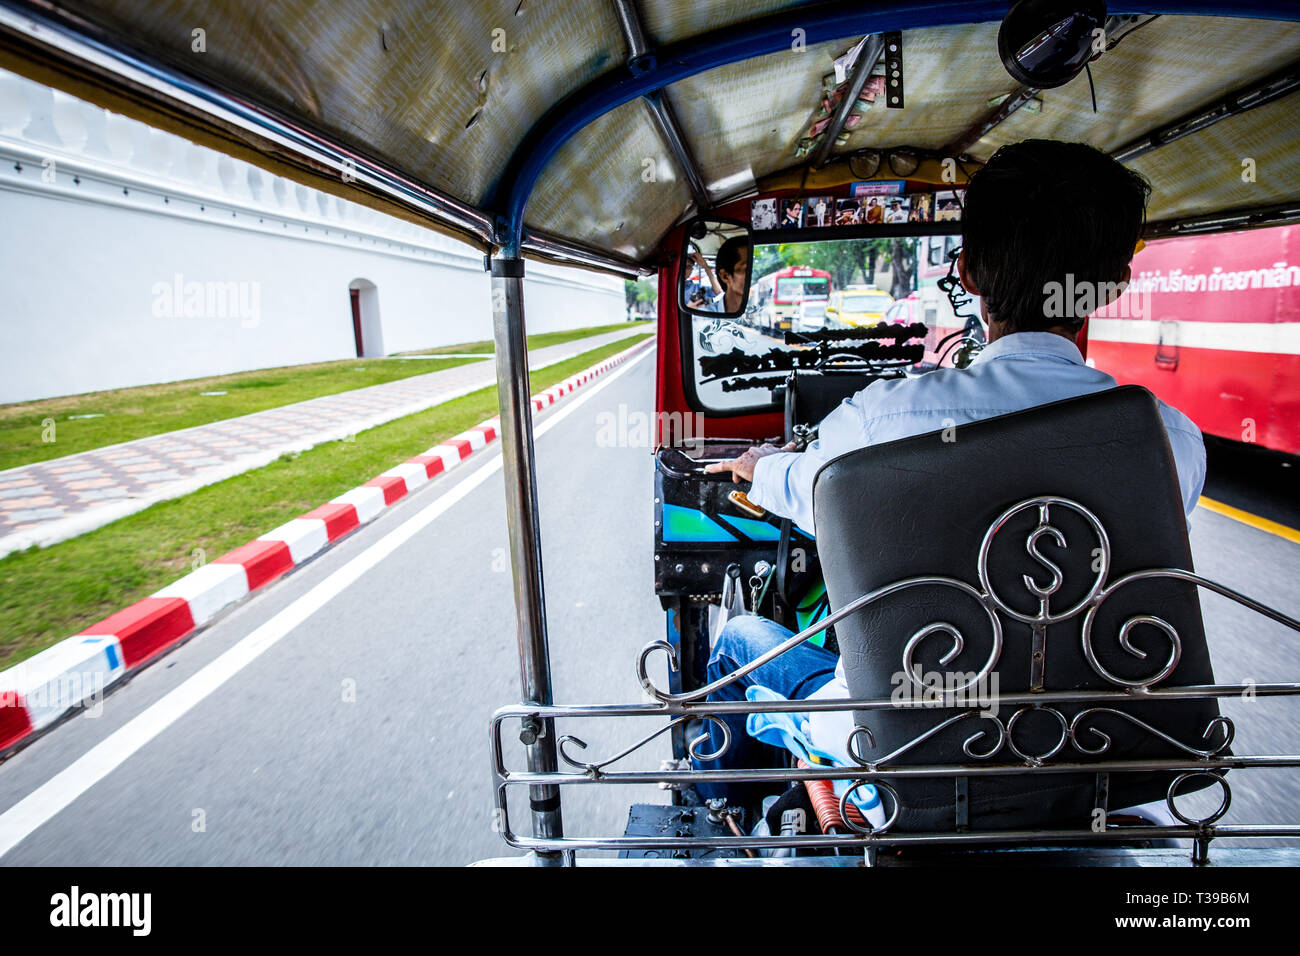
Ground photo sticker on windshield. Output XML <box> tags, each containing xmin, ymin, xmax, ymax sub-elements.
<box><xmin>780</xmin><ymin>199</ymin><xmax>805</xmax><ymax>228</ymax></box>
<box><xmin>805</xmin><ymin>196</ymin><xmax>833</xmax><ymax>228</ymax></box>
<box><xmin>935</xmin><ymin>190</ymin><xmax>963</xmax><ymax>222</ymax></box>
<box><xmin>835</xmin><ymin>198</ymin><xmax>862</xmax><ymax>226</ymax></box>
<box><xmin>884</xmin><ymin>196</ymin><xmax>911</xmax><ymax>223</ymax></box>
<box><xmin>751</xmin><ymin>198</ymin><xmax>778</xmax><ymax>230</ymax></box>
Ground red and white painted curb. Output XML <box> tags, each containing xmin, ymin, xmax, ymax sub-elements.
<box><xmin>0</xmin><ymin>337</ymin><xmax>653</xmax><ymax>755</ymax></box>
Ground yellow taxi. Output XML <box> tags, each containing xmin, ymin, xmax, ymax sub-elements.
<box><xmin>824</xmin><ymin>286</ymin><xmax>895</xmax><ymax>328</ymax></box>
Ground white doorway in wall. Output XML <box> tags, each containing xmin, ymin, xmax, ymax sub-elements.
<box><xmin>347</xmin><ymin>278</ymin><xmax>384</xmax><ymax>357</ymax></box>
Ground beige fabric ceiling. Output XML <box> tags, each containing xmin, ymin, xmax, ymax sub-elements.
<box><xmin>51</xmin><ymin>0</ymin><xmax>632</xmax><ymax>206</ymax></box>
<box><xmin>976</xmin><ymin>14</ymin><xmax>1300</xmax><ymax>225</ymax></box>
<box><xmin>526</xmin><ymin>97</ymin><xmax>694</xmax><ymax>262</ymax></box>
<box><xmin>22</xmin><ymin>2</ymin><xmax>1300</xmax><ymax>264</ymax></box>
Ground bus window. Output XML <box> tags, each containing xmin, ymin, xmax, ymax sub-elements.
<box><xmin>775</xmin><ymin>274</ymin><xmax>831</xmax><ymax>302</ymax></box>
<box><xmin>841</xmin><ymin>292</ymin><xmax>894</xmax><ymax>314</ymax></box>
<box><xmin>928</xmin><ymin>238</ymin><xmax>944</xmax><ymax>267</ymax></box>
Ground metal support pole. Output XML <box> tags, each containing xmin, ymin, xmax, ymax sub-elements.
<box><xmin>1110</xmin><ymin>57</ymin><xmax>1300</xmax><ymax>163</ymax></box>
<box><xmin>809</xmin><ymin>34</ymin><xmax>886</xmax><ymax>169</ymax></box>
<box><xmin>644</xmin><ymin>89</ymin><xmax>712</xmax><ymax>213</ymax></box>
<box><xmin>489</xmin><ymin>253</ymin><xmax>564</xmax><ymax>863</ymax></box>
<box><xmin>612</xmin><ymin>0</ymin><xmax>651</xmax><ymax>64</ymax></box>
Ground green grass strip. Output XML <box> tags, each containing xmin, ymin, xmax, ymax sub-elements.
<box><xmin>398</xmin><ymin>320</ymin><xmax>651</xmax><ymax>355</ymax></box>
<box><xmin>0</xmin><ymin>333</ymin><xmax>651</xmax><ymax>668</ymax></box>
<box><xmin>0</xmin><ymin>321</ymin><xmax>647</xmax><ymax>471</ymax></box>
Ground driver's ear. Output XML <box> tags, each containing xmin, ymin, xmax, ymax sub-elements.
<box><xmin>957</xmin><ymin>249</ymin><xmax>982</xmax><ymax>296</ymax></box>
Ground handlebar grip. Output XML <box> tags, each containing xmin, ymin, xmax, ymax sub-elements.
<box><xmin>657</xmin><ymin>447</ymin><xmax>736</xmax><ymax>482</ymax></box>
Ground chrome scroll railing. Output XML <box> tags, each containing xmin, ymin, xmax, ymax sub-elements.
<box><xmin>490</xmin><ymin>497</ymin><xmax>1300</xmax><ymax>862</ymax></box>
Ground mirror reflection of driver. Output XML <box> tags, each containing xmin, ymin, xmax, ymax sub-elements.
<box><xmin>694</xmin><ymin>140</ymin><xmax>1208</xmax><ymax>807</ymax></box>
<box><xmin>690</xmin><ymin>236</ymin><xmax>749</xmax><ymax>314</ymax></box>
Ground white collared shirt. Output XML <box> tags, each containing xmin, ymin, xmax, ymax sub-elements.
<box><xmin>748</xmin><ymin>331</ymin><xmax>1208</xmax><ymax>764</ymax></box>
<box><xmin>748</xmin><ymin>331</ymin><xmax>1206</xmax><ymax>534</ymax></box>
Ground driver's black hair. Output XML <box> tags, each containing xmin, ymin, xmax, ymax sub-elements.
<box><xmin>716</xmin><ymin>236</ymin><xmax>749</xmax><ymax>280</ymax></box>
<box><xmin>962</xmin><ymin>139</ymin><xmax>1150</xmax><ymax>334</ymax></box>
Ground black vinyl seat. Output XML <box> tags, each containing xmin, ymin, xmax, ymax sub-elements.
<box><xmin>783</xmin><ymin>369</ymin><xmax>900</xmax><ymax>435</ymax></box>
<box><xmin>812</xmin><ymin>385</ymin><xmax>1222</xmax><ymax>833</ymax></box>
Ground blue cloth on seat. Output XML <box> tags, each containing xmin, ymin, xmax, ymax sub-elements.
<box><xmin>744</xmin><ymin>685</ymin><xmax>886</xmax><ymax>827</ymax></box>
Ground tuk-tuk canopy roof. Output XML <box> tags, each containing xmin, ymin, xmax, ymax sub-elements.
<box><xmin>3</xmin><ymin>1</ymin><xmax>1298</xmax><ymax>272</ymax></box>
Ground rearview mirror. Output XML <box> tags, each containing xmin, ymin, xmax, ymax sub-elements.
<box><xmin>998</xmin><ymin>0</ymin><xmax>1106</xmax><ymax>88</ymax></box>
<box><xmin>679</xmin><ymin>217</ymin><xmax>753</xmax><ymax>320</ymax></box>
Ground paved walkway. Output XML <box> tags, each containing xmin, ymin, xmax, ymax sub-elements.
<box><xmin>0</xmin><ymin>327</ymin><xmax>647</xmax><ymax>557</ymax></box>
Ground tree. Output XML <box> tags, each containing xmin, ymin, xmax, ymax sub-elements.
<box><xmin>749</xmin><ymin>236</ymin><xmax>914</xmax><ymax>294</ymax></box>
<box><xmin>753</xmin><ymin>245</ymin><xmax>784</xmax><ymax>281</ymax></box>
<box><xmin>768</xmin><ymin>239</ymin><xmax>889</xmax><ymax>288</ymax></box>
<box><xmin>887</xmin><ymin>237</ymin><xmax>917</xmax><ymax>300</ymax></box>
<box><xmin>862</xmin><ymin>239</ymin><xmax>889</xmax><ymax>285</ymax></box>
<box><xmin>624</xmin><ymin>277</ymin><xmax>656</xmax><ymax>315</ymax></box>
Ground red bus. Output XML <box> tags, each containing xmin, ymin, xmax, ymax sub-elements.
<box><xmin>1087</xmin><ymin>225</ymin><xmax>1300</xmax><ymax>455</ymax></box>
<box><xmin>751</xmin><ymin>265</ymin><xmax>832</xmax><ymax>335</ymax></box>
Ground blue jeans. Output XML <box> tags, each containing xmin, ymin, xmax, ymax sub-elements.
<box><xmin>691</xmin><ymin>615</ymin><xmax>838</xmax><ymax>803</ymax></box>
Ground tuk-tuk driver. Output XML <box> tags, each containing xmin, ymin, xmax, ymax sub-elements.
<box><xmin>696</xmin><ymin>139</ymin><xmax>1207</xmax><ymax>794</ymax></box>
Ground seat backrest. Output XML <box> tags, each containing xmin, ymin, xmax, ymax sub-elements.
<box><xmin>812</xmin><ymin>385</ymin><xmax>1221</xmax><ymax>832</ymax></box>
<box><xmin>784</xmin><ymin>369</ymin><xmax>895</xmax><ymax>436</ymax></box>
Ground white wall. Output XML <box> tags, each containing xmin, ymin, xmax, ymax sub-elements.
<box><xmin>0</xmin><ymin>69</ymin><xmax>626</xmax><ymax>403</ymax></box>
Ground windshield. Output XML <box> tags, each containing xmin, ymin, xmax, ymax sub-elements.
<box><xmin>688</xmin><ymin>234</ymin><xmax>979</xmax><ymax>412</ymax></box>
<box><xmin>841</xmin><ymin>294</ymin><xmax>893</xmax><ymax>312</ymax></box>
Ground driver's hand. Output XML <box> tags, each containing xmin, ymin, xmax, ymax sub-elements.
<box><xmin>703</xmin><ymin>441</ymin><xmax>798</xmax><ymax>483</ymax></box>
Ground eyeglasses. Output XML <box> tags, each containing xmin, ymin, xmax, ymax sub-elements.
<box><xmin>848</xmin><ymin>147</ymin><xmax>924</xmax><ymax>179</ymax></box>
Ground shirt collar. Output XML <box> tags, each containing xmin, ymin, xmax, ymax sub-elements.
<box><xmin>971</xmin><ymin>331</ymin><xmax>1084</xmax><ymax>366</ymax></box>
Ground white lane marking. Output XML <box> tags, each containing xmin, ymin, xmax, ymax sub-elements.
<box><xmin>0</xmin><ymin>346</ymin><xmax>655</xmax><ymax>859</ymax></box>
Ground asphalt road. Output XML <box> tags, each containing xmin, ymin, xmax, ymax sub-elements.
<box><xmin>0</xmin><ymin>345</ymin><xmax>1296</xmax><ymax>864</ymax></box>
<box><xmin>0</xmin><ymin>346</ymin><xmax>668</xmax><ymax>865</ymax></box>
<box><xmin>1203</xmin><ymin>434</ymin><xmax>1300</xmax><ymax>529</ymax></box>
